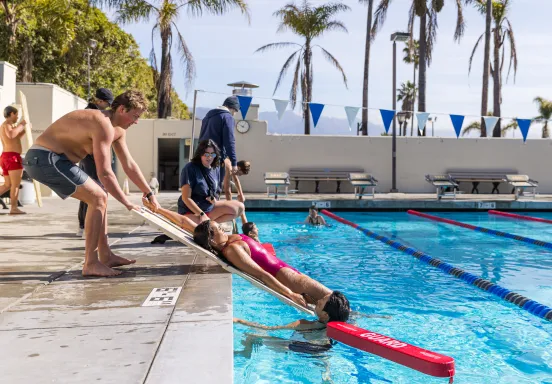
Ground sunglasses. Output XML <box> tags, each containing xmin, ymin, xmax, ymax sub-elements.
<box><xmin>203</xmin><ymin>152</ymin><xmax>217</xmax><ymax>159</ymax></box>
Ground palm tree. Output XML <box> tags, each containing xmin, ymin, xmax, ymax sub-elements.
<box><xmin>91</xmin><ymin>0</ymin><xmax>249</xmax><ymax>118</ymax></box>
<box><xmin>397</xmin><ymin>81</ymin><xmax>416</xmax><ymax>136</ymax></box>
<box><xmin>360</xmin><ymin>0</ymin><xmax>374</xmax><ymax>136</ymax></box>
<box><xmin>468</xmin><ymin>0</ymin><xmax>517</xmax><ymax>137</ymax></box>
<box><xmin>256</xmin><ymin>1</ymin><xmax>350</xmax><ymax>135</ymax></box>
<box><xmin>372</xmin><ymin>0</ymin><xmax>466</xmax><ymax>136</ymax></box>
<box><xmin>534</xmin><ymin>97</ymin><xmax>552</xmax><ymax>138</ymax></box>
<box><xmin>479</xmin><ymin>0</ymin><xmax>492</xmax><ymax>137</ymax></box>
<box><xmin>403</xmin><ymin>40</ymin><xmax>419</xmax><ymax>136</ymax></box>
<box><xmin>460</xmin><ymin>113</ymin><xmax>519</xmax><ymax>137</ymax></box>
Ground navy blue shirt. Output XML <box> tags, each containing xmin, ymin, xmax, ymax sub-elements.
<box><xmin>198</xmin><ymin>108</ymin><xmax>237</xmax><ymax>166</ymax></box>
<box><xmin>177</xmin><ymin>162</ymin><xmax>221</xmax><ymax>215</ymax></box>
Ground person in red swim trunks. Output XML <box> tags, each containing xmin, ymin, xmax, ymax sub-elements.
<box><xmin>0</xmin><ymin>105</ymin><xmax>27</xmax><ymax>214</ymax></box>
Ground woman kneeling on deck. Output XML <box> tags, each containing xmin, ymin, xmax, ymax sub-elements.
<box><xmin>193</xmin><ymin>220</ymin><xmax>350</xmax><ymax>326</ymax></box>
<box><xmin>176</xmin><ymin>139</ymin><xmax>244</xmax><ymax>231</ymax></box>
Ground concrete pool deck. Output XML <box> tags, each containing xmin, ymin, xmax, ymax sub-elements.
<box><xmin>2</xmin><ymin>191</ymin><xmax>552</xmax><ymax>383</ymax></box>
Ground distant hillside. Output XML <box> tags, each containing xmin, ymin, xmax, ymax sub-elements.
<box><xmin>194</xmin><ymin>107</ymin><xmax>385</xmax><ymax>136</ymax></box>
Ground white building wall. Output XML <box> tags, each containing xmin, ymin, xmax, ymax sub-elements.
<box><xmin>0</xmin><ymin>62</ymin><xmax>17</xmax><ymax>155</ymax></box>
<box><xmin>122</xmin><ymin>104</ymin><xmax>552</xmax><ymax>194</ymax></box>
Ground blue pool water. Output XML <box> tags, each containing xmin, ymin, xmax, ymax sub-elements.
<box><xmin>233</xmin><ymin>212</ymin><xmax>552</xmax><ymax>384</ymax></box>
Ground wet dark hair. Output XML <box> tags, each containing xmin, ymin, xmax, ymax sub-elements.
<box><xmin>242</xmin><ymin>222</ymin><xmax>256</xmax><ymax>235</ymax></box>
<box><xmin>4</xmin><ymin>105</ymin><xmax>18</xmax><ymax>118</ymax></box>
<box><xmin>323</xmin><ymin>291</ymin><xmax>350</xmax><ymax>322</ymax></box>
<box><xmin>193</xmin><ymin>220</ymin><xmax>216</xmax><ymax>254</ymax></box>
<box><xmin>237</xmin><ymin>160</ymin><xmax>251</xmax><ymax>175</ymax></box>
<box><xmin>191</xmin><ymin>139</ymin><xmax>221</xmax><ymax>168</ymax></box>
<box><xmin>310</xmin><ymin>204</ymin><xmax>318</xmax><ymax>212</ymax></box>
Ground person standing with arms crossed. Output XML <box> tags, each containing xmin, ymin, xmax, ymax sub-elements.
<box><xmin>0</xmin><ymin>106</ymin><xmax>27</xmax><ymax>214</ymax></box>
<box><xmin>24</xmin><ymin>90</ymin><xmax>160</xmax><ymax>277</ymax></box>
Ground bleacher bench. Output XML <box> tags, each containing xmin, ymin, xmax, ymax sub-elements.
<box><xmin>447</xmin><ymin>170</ymin><xmax>518</xmax><ymax>194</ymax></box>
<box><xmin>289</xmin><ymin>167</ymin><xmax>364</xmax><ymax>193</ymax></box>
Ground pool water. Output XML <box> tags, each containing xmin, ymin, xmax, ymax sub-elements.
<box><xmin>233</xmin><ymin>211</ymin><xmax>552</xmax><ymax>384</ymax></box>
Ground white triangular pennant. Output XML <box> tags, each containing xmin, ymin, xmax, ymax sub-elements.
<box><xmin>483</xmin><ymin>116</ymin><xmax>499</xmax><ymax>134</ymax></box>
<box><xmin>416</xmin><ymin>112</ymin><xmax>430</xmax><ymax>133</ymax></box>
<box><xmin>344</xmin><ymin>106</ymin><xmax>360</xmax><ymax>131</ymax></box>
<box><xmin>273</xmin><ymin>99</ymin><xmax>288</xmax><ymax>121</ymax></box>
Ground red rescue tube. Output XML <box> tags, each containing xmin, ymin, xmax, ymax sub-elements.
<box><xmin>489</xmin><ymin>210</ymin><xmax>552</xmax><ymax>225</ymax></box>
<box><xmin>327</xmin><ymin>322</ymin><xmax>455</xmax><ymax>380</ymax></box>
<box><xmin>261</xmin><ymin>243</ymin><xmax>277</xmax><ymax>257</ymax></box>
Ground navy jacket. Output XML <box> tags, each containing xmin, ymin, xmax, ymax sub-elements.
<box><xmin>198</xmin><ymin>108</ymin><xmax>237</xmax><ymax>166</ymax></box>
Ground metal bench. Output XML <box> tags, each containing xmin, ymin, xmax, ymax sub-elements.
<box><xmin>264</xmin><ymin>172</ymin><xmax>290</xmax><ymax>199</ymax></box>
<box><xmin>447</xmin><ymin>170</ymin><xmax>518</xmax><ymax>194</ymax></box>
<box><xmin>289</xmin><ymin>167</ymin><xmax>364</xmax><ymax>193</ymax></box>
<box><xmin>425</xmin><ymin>174</ymin><xmax>459</xmax><ymax>200</ymax></box>
<box><xmin>349</xmin><ymin>173</ymin><xmax>378</xmax><ymax>199</ymax></box>
<box><xmin>506</xmin><ymin>175</ymin><xmax>539</xmax><ymax>200</ymax></box>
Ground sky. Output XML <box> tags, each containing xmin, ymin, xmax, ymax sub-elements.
<box><xmin>116</xmin><ymin>0</ymin><xmax>552</xmax><ymax>138</ymax></box>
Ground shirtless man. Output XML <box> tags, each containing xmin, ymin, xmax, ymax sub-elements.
<box><xmin>0</xmin><ymin>106</ymin><xmax>27</xmax><ymax>215</ymax></box>
<box><xmin>23</xmin><ymin>90</ymin><xmax>160</xmax><ymax>277</ymax></box>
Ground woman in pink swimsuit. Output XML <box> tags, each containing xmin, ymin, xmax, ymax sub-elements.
<box><xmin>193</xmin><ymin>220</ymin><xmax>350</xmax><ymax>324</ymax></box>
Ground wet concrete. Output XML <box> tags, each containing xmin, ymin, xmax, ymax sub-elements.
<box><xmin>0</xmin><ymin>194</ymin><xmax>233</xmax><ymax>383</ymax></box>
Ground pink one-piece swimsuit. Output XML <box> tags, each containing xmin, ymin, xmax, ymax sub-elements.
<box><xmin>224</xmin><ymin>234</ymin><xmax>300</xmax><ymax>277</ymax></box>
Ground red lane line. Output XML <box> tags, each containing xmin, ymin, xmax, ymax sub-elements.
<box><xmin>321</xmin><ymin>210</ymin><xmax>359</xmax><ymax>228</ymax></box>
<box><xmin>407</xmin><ymin>210</ymin><xmax>478</xmax><ymax>230</ymax></box>
<box><xmin>489</xmin><ymin>210</ymin><xmax>552</xmax><ymax>225</ymax></box>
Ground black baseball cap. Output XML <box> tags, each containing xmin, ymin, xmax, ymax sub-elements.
<box><xmin>95</xmin><ymin>88</ymin><xmax>114</xmax><ymax>105</ymax></box>
<box><xmin>223</xmin><ymin>96</ymin><xmax>240</xmax><ymax>112</ymax></box>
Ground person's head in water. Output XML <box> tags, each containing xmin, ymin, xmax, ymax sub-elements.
<box><xmin>242</xmin><ymin>222</ymin><xmax>259</xmax><ymax>242</ymax></box>
<box><xmin>237</xmin><ymin>160</ymin><xmax>251</xmax><ymax>176</ymax></box>
<box><xmin>3</xmin><ymin>105</ymin><xmax>18</xmax><ymax>124</ymax></box>
<box><xmin>194</xmin><ymin>220</ymin><xmax>228</xmax><ymax>254</ymax></box>
<box><xmin>315</xmin><ymin>291</ymin><xmax>350</xmax><ymax>323</ymax></box>
<box><xmin>192</xmin><ymin>139</ymin><xmax>221</xmax><ymax>169</ymax></box>
<box><xmin>309</xmin><ymin>205</ymin><xmax>319</xmax><ymax>218</ymax></box>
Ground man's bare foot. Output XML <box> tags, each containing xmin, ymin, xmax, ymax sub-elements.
<box><xmin>9</xmin><ymin>208</ymin><xmax>26</xmax><ymax>215</ymax></box>
<box><xmin>82</xmin><ymin>262</ymin><xmax>123</xmax><ymax>277</ymax></box>
<box><xmin>100</xmin><ymin>252</ymin><xmax>136</xmax><ymax>268</ymax></box>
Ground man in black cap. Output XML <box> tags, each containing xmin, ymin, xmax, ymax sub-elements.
<box><xmin>199</xmin><ymin>96</ymin><xmax>240</xmax><ymax>180</ymax></box>
<box><xmin>77</xmin><ymin>88</ymin><xmax>115</xmax><ymax>236</ymax></box>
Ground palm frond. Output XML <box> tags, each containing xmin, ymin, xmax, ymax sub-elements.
<box><xmin>317</xmin><ymin>46</ymin><xmax>348</xmax><ymax>88</ymax></box>
<box><xmin>289</xmin><ymin>54</ymin><xmax>302</xmax><ymax>108</ymax></box>
<box><xmin>501</xmin><ymin>118</ymin><xmax>518</xmax><ymax>137</ymax></box>
<box><xmin>273</xmin><ymin>49</ymin><xmax>302</xmax><ymax>96</ymax></box>
<box><xmin>407</xmin><ymin>1</ymin><xmax>415</xmax><ymax>46</ymax></box>
<box><xmin>90</xmin><ymin>0</ymin><xmax>156</xmax><ymax>9</ymax></box>
<box><xmin>468</xmin><ymin>32</ymin><xmax>484</xmax><ymax>76</ymax></box>
<box><xmin>115</xmin><ymin>0</ymin><xmax>156</xmax><ymax>25</ymax></box>
<box><xmin>371</xmin><ymin>0</ymin><xmax>391</xmax><ymax>38</ymax></box>
<box><xmin>172</xmin><ymin>22</ymin><xmax>196</xmax><ymax>91</ymax></box>
<box><xmin>426</xmin><ymin>7</ymin><xmax>439</xmax><ymax>65</ymax></box>
<box><xmin>149</xmin><ymin>23</ymin><xmax>159</xmax><ymax>86</ymax></box>
<box><xmin>461</xmin><ymin>121</ymin><xmax>481</xmax><ymax>136</ymax></box>
<box><xmin>453</xmin><ymin>0</ymin><xmax>465</xmax><ymax>41</ymax></box>
<box><xmin>255</xmin><ymin>42</ymin><xmax>302</xmax><ymax>54</ymax></box>
<box><xmin>186</xmin><ymin>0</ymin><xmax>250</xmax><ymax>22</ymax></box>
<box><xmin>504</xmin><ymin>18</ymin><xmax>518</xmax><ymax>83</ymax></box>
<box><xmin>325</xmin><ymin>21</ymin><xmax>348</xmax><ymax>34</ymax></box>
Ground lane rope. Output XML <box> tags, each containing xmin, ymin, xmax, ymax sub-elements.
<box><xmin>408</xmin><ymin>210</ymin><xmax>552</xmax><ymax>250</ymax></box>
<box><xmin>321</xmin><ymin>210</ymin><xmax>552</xmax><ymax>322</ymax></box>
<box><xmin>488</xmin><ymin>210</ymin><xmax>552</xmax><ymax>225</ymax></box>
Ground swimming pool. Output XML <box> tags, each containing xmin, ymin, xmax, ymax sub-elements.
<box><xmin>233</xmin><ymin>211</ymin><xmax>552</xmax><ymax>384</ymax></box>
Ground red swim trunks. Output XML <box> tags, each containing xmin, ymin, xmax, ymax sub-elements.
<box><xmin>0</xmin><ymin>152</ymin><xmax>23</xmax><ymax>176</ymax></box>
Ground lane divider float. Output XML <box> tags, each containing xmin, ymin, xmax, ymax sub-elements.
<box><xmin>321</xmin><ymin>210</ymin><xmax>552</xmax><ymax>322</ymax></box>
<box><xmin>408</xmin><ymin>210</ymin><xmax>552</xmax><ymax>250</ymax></box>
<box><xmin>488</xmin><ymin>210</ymin><xmax>552</xmax><ymax>225</ymax></box>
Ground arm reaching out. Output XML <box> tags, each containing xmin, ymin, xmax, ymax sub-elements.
<box><xmin>233</xmin><ymin>318</ymin><xmax>325</xmax><ymax>331</ymax></box>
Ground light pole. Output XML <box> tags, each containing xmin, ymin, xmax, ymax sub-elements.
<box><xmin>393</xmin><ymin>111</ymin><xmax>408</xmax><ymax>192</ymax></box>
<box><xmin>428</xmin><ymin>116</ymin><xmax>438</xmax><ymax>137</ymax></box>
<box><xmin>87</xmin><ymin>39</ymin><xmax>98</xmax><ymax>102</ymax></box>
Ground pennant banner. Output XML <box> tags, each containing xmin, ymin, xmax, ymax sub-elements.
<box><xmin>236</xmin><ymin>95</ymin><xmax>252</xmax><ymax>120</ymax></box>
<box><xmin>273</xmin><ymin>99</ymin><xmax>288</xmax><ymax>120</ymax></box>
<box><xmin>309</xmin><ymin>103</ymin><xmax>325</xmax><ymax>128</ymax></box>
<box><xmin>344</xmin><ymin>106</ymin><xmax>360</xmax><ymax>131</ymax></box>
<box><xmin>517</xmin><ymin>118</ymin><xmax>532</xmax><ymax>142</ymax></box>
<box><xmin>450</xmin><ymin>114</ymin><xmax>465</xmax><ymax>138</ymax></box>
<box><xmin>483</xmin><ymin>116</ymin><xmax>499</xmax><ymax>135</ymax></box>
<box><xmin>416</xmin><ymin>112</ymin><xmax>430</xmax><ymax>134</ymax></box>
<box><xmin>379</xmin><ymin>109</ymin><xmax>396</xmax><ymax>134</ymax></box>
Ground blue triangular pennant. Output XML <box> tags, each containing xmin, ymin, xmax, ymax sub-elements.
<box><xmin>517</xmin><ymin>119</ymin><xmax>531</xmax><ymax>142</ymax></box>
<box><xmin>309</xmin><ymin>103</ymin><xmax>325</xmax><ymax>128</ymax></box>
<box><xmin>379</xmin><ymin>109</ymin><xmax>396</xmax><ymax>134</ymax></box>
<box><xmin>450</xmin><ymin>114</ymin><xmax>465</xmax><ymax>138</ymax></box>
<box><xmin>236</xmin><ymin>95</ymin><xmax>252</xmax><ymax>120</ymax></box>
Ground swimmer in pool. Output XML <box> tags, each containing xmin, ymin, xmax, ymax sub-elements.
<box><xmin>305</xmin><ymin>205</ymin><xmax>327</xmax><ymax>226</ymax></box>
<box><xmin>193</xmin><ymin>220</ymin><xmax>350</xmax><ymax>323</ymax></box>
